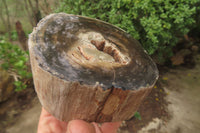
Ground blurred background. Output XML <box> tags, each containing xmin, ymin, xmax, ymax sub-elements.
<box><xmin>0</xmin><ymin>0</ymin><xmax>200</xmax><ymax>133</ymax></box>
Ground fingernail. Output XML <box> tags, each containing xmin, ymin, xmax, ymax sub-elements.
<box><xmin>66</xmin><ymin>122</ymin><xmax>72</xmax><ymax>133</ymax></box>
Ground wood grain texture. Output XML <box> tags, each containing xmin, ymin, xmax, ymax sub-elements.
<box><xmin>30</xmin><ymin>50</ymin><xmax>152</xmax><ymax>122</ymax></box>
<box><xmin>28</xmin><ymin>13</ymin><xmax>158</xmax><ymax>122</ymax></box>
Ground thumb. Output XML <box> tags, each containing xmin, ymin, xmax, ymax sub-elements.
<box><xmin>66</xmin><ymin>120</ymin><xmax>96</xmax><ymax>133</ymax></box>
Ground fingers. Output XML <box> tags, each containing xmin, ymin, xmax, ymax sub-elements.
<box><xmin>40</xmin><ymin>107</ymin><xmax>52</xmax><ymax>118</ymax></box>
<box><xmin>66</xmin><ymin>120</ymin><xmax>96</xmax><ymax>133</ymax></box>
<box><xmin>39</xmin><ymin>108</ymin><xmax>121</xmax><ymax>133</ymax></box>
<box><xmin>101</xmin><ymin>121</ymin><xmax>122</xmax><ymax>133</ymax></box>
<box><xmin>67</xmin><ymin>120</ymin><xmax>121</xmax><ymax>133</ymax></box>
<box><xmin>38</xmin><ymin>108</ymin><xmax>68</xmax><ymax>133</ymax></box>
<box><xmin>91</xmin><ymin>122</ymin><xmax>103</xmax><ymax>133</ymax></box>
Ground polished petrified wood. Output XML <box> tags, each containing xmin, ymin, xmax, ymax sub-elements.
<box><xmin>28</xmin><ymin>13</ymin><xmax>159</xmax><ymax>123</ymax></box>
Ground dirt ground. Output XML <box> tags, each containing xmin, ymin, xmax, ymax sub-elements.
<box><xmin>0</xmin><ymin>82</ymin><xmax>38</xmax><ymax>133</ymax></box>
<box><xmin>1</xmin><ymin>55</ymin><xmax>200</xmax><ymax>133</ymax></box>
<box><xmin>120</xmin><ymin>54</ymin><xmax>200</xmax><ymax>133</ymax></box>
<box><xmin>158</xmin><ymin>55</ymin><xmax>200</xmax><ymax>133</ymax></box>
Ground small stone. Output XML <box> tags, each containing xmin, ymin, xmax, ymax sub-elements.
<box><xmin>191</xmin><ymin>45</ymin><xmax>199</xmax><ymax>52</ymax></box>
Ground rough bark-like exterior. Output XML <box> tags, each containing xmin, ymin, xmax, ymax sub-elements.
<box><xmin>29</xmin><ymin>13</ymin><xmax>158</xmax><ymax>122</ymax></box>
<box><xmin>30</xmin><ymin>51</ymin><xmax>152</xmax><ymax>122</ymax></box>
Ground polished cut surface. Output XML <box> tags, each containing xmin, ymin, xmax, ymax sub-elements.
<box><xmin>29</xmin><ymin>13</ymin><xmax>158</xmax><ymax>90</ymax></box>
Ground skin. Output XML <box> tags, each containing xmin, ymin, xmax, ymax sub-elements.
<box><xmin>37</xmin><ymin>108</ymin><xmax>122</xmax><ymax>133</ymax></box>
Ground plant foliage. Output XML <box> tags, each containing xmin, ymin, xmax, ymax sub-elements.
<box><xmin>57</xmin><ymin>0</ymin><xmax>199</xmax><ymax>61</ymax></box>
<box><xmin>134</xmin><ymin>111</ymin><xmax>142</xmax><ymax>120</ymax></box>
<box><xmin>0</xmin><ymin>38</ymin><xmax>32</xmax><ymax>91</ymax></box>
<box><xmin>4</xmin><ymin>30</ymin><xmax>18</xmax><ymax>41</ymax></box>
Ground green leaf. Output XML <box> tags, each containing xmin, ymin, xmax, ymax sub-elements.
<box><xmin>1</xmin><ymin>63</ymin><xmax>9</xmax><ymax>70</ymax></box>
<box><xmin>14</xmin><ymin>60</ymin><xmax>24</xmax><ymax>68</ymax></box>
<box><xmin>14</xmin><ymin>81</ymin><xmax>22</xmax><ymax>86</ymax></box>
<box><xmin>0</xmin><ymin>39</ymin><xmax>31</xmax><ymax>91</ymax></box>
<box><xmin>134</xmin><ymin>111</ymin><xmax>142</xmax><ymax>120</ymax></box>
<box><xmin>14</xmin><ymin>81</ymin><xmax>27</xmax><ymax>91</ymax></box>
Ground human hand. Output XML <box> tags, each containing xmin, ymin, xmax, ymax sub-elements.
<box><xmin>37</xmin><ymin>108</ymin><xmax>121</xmax><ymax>133</ymax></box>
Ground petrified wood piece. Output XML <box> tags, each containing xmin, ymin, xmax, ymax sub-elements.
<box><xmin>28</xmin><ymin>13</ymin><xmax>159</xmax><ymax>122</ymax></box>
